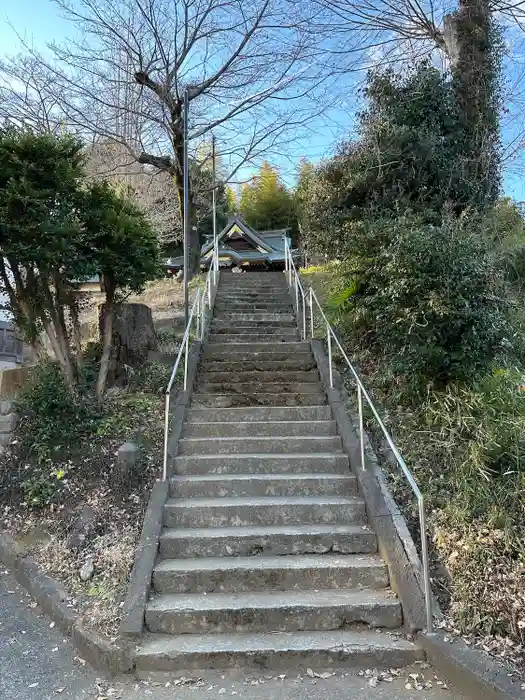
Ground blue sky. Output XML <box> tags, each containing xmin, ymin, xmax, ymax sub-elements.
<box><xmin>0</xmin><ymin>0</ymin><xmax>523</xmax><ymax>199</ymax></box>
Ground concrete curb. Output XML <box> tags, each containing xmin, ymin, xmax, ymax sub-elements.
<box><xmin>120</xmin><ymin>337</ymin><xmax>203</xmax><ymax>644</ymax></box>
<box><xmin>120</xmin><ymin>479</ymin><xmax>169</xmax><ymax>639</ymax></box>
<box><xmin>0</xmin><ymin>531</ymin><xmax>133</xmax><ymax>674</ymax></box>
<box><xmin>310</xmin><ymin>339</ymin><xmax>432</xmax><ymax>632</ymax></box>
<box><xmin>419</xmin><ymin>631</ymin><xmax>524</xmax><ymax>700</ymax></box>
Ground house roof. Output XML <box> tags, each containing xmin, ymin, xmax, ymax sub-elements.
<box><xmin>201</xmin><ymin>216</ymin><xmax>285</xmax><ymax>257</ymax></box>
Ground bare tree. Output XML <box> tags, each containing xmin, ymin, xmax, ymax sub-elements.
<box><xmin>0</xmin><ymin>0</ymin><xmax>328</xmax><ymax>273</ymax></box>
<box><xmin>86</xmin><ymin>139</ymin><xmax>182</xmax><ymax>248</ymax></box>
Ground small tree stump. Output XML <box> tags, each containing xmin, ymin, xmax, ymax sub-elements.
<box><xmin>99</xmin><ymin>302</ymin><xmax>157</xmax><ymax>386</ymax></box>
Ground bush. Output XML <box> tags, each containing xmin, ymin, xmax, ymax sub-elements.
<box><xmin>16</xmin><ymin>362</ymin><xmax>99</xmax><ymax>465</ymax></box>
<box><xmin>129</xmin><ymin>360</ymin><xmax>173</xmax><ymax>394</ymax></box>
<box><xmin>327</xmin><ymin>215</ymin><xmax>509</xmax><ymax>392</ymax></box>
<box><xmin>385</xmin><ymin>369</ymin><xmax>525</xmax><ymax>642</ymax></box>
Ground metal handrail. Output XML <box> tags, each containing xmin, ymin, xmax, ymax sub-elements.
<box><xmin>284</xmin><ymin>246</ymin><xmax>307</xmax><ymax>340</ymax></box>
<box><xmin>284</xmin><ymin>244</ymin><xmax>433</xmax><ymax>634</ymax></box>
<box><xmin>162</xmin><ymin>242</ymin><xmax>219</xmax><ymax>481</ymax></box>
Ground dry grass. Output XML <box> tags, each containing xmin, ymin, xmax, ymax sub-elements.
<box><xmin>79</xmin><ymin>276</ymin><xmax>206</xmax><ymax>338</ymax></box>
<box><xmin>128</xmin><ymin>277</ymin><xmax>185</xmax><ymax>321</ymax></box>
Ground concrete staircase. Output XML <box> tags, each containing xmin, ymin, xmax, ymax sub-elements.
<box><xmin>136</xmin><ymin>271</ymin><xmax>422</xmax><ymax>674</ymax></box>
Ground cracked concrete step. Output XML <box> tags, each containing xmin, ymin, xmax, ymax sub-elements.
<box><xmin>199</xmin><ymin>358</ymin><xmax>316</xmax><ymax>371</ymax></box>
<box><xmin>215</xmin><ymin>313</ymin><xmax>295</xmax><ymax>321</ymax></box>
<box><xmin>195</xmin><ymin>382</ymin><xmax>323</xmax><ymax>395</ymax></box>
<box><xmin>154</xmin><ymin>554</ymin><xmax>386</xmax><ymax>594</ymax></box>
<box><xmin>145</xmin><ymin>589</ymin><xmax>402</xmax><ymax>634</ymax></box>
<box><xmin>169</xmin><ymin>473</ymin><xmax>357</xmax><ymax>498</ymax></box>
<box><xmin>185</xmin><ymin>405</ymin><xmax>332</xmax><ymax>423</ymax></box>
<box><xmin>208</xmin><ymin>334</ymin><xmax>300</xmax><ymax>343</ymax></box>
<box><xmin>172</xmin><ymin>452</ymin><xmax>349</xmax><ymax>475</ymax></box>
<box><xmin>200</xmin><ymin>351</ymin><xmax>313</xmax><ymax>364</ymax></box>
<box><xmin>163</xmin><ymin>496</ymin><xmax>366</xmax><ymax>528</ymax></box>
<box><xmin>210</xmin><ymin>326</ymin><xmax>299</xmax><ymax>335</ymax></box>
<box><xmin>212</xmin><ymin>323</ymin><xmax>298</xmax><ymax>332</ymax></box>
<box><xmin>191</xmin><ymin>393</ymin><xmax>327</xmax><ymax>407</ymax></box>
<box><xmin>197</xmin><ymin>371</ymin><xmax>319</xmax><ymax>384</ymax></box>
<box><xmin>203</xmin><ymin>341</ymin><xmax>310</xmax><ymax>353</ymax></box>
<box><xmin>159</xmin><ymin>523</ymin><xmax>377</xmax><ymax>559</ymax></box>
<box><xmin>135</xmin><ymin>628</ymin><xmax>423</xmax><ymax>674</ymax></box>
<box><xmin>178</xmin><ymin>436</ymin><xmax>343</xmax><ymax>456</ymax></box>
<box><xmin>182</xmin><ymin>419</ymin><xmax>336</xmax><ymax>438</ymax></box>
<box><xmin>216</xmin><ymin>292</ymin><xmax>291</xmax><ymax>300</ymax></box>
<box><xmin>152</xmin><ymin>554</ymin><xmax>389</xmax><ymax>595</ymax></box>
<box><xmin>214</xmin><ymin>314</ymin><xmax>296</xmax><ymax>321</ymax></box>
<box><xmin>214</xmin><ymin>302</ymin><xmax>292</xmax><ymax>311</ymax></box>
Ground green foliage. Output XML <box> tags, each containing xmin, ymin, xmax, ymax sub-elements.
<box><xmin>0</xmin><ymin>128</ymin><xmax>89</xmax><ymax>347</ymax></box>
<box><xmin>240</xmin><ymin>162</ymin><xmax>296</xmax><ymax>234</ymax></box>
<box><xmin>81</xmin><ymin>181</ymin><xmax>162</xmax><ymax>298</ymax></box>
<box><xmin>326</xmin><ymin>215</ymin><xmax>509</xmax><ymax>391</ymax></box>
<box><xmin>295</xmin><ymin>159</ymin><xmax>316</xmax><ymax>248</ymax></box>
<box><xmin>16</xmin><ymin>362</ymin><xmax>98</xmax><ymax>465</ymax></box>
<box><xmin>482</xmin><ymin>198</ymin><xmax>525</xmax><ymax>287</ymax></box>
<box><xmin>449</xmin><ymin>0</ymin><xmax>502</xmax><ymax>205</ymax></box>
<box><xmin>297</xmin><ymin>62</ymin><xmax>503</xmax><ymax>258</ymax></box>
<box><xmin>386</xmin><ymin>369</ymin><xmax>525</xmax><ymax>641</ymax></box>
<box><xmin>129</xmin><ymin>361</ymin><xmax>173</xmax><ymax>394</ymax></box>
<box><xmin>0</xmin><ymin>128</ymin><xmax>161</xmax><ymax>394</ymax></box>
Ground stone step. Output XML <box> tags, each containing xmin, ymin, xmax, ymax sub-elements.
<box><xmin>202</xmin><ymin>342</ymin><xmax>310</xmax><ymax>355</ymax></box>
<box><xmin>214</xmin><ymin>303</ymin><xmax>292</xmax><ymax>311</ymax></box>
<box><xmin>159</xmin><ymin>523</ymin><xmax>377</xmax><ymax>559</ymax></box>
<box><xmin>163</xmin><ymin>496</ymin><xmax>366</xmax><ymax>528</ymax></box>
<box><xmin>152</xmin><ymin>554</ymin><xmax>388</xmax><ymax>595</ymax></box>
<box><xmin>135</xmin><ymin>629</ymin><xmax>423</xmax><ymax>674</ymax></box>
<box><xmin>195</xmin><ymin>382</ymin><xmax>323</xmax><ymax>395</ymax></box>
<box><xmin>197</xmin><ymin>371</ymin><xmax>319</xmax><ymax>384</ymax></box>
<box><xmin>216</xmin><ymin>298</ymin><xmax>290</xmax><ymax>303</ymax></box>
<box><xmin>145</xmin><ymin>589</ymin><xmax>402</xmax><ymax>635</ymax></box>
<box><xmin>191</xmin><ymin>393</ymin><xmax>327</xmax><ymax>407</ymax></box>
<box><xmin>169</xmin><ymin>473</ymin><xmax>356</xmax><ymax>498</ymax></box>
<box><xmin>210</xmin><ymin>326</ymin><xmax>299</xmax><ymax>335</ymax></box>
<box><xmin>172</xmin><ymin>452</ymin><xmax>349</xmax><ymax>475</ymax></box>
<box><xmin>214</xmin><ymin>313</ymin><xmax>295</xmax><ymax>322</ymax></box>
<box><xmin>177</xmin><ymin>435</ymin><xmax>343</xmax><ymax>456</ymax></box>
<box><xmin>182</xmin><ymin>419</ymin><xmax>336</xmax><ymax>438</ymax></box>
<box><xmin>216</xmin><ymin>292</ymin><xmax>290</xmax><ymax>301</ymax></box>
<box><xmin>212</xmin><ymin>320</ymin><xmax>297</xmax><ymax>330</ymax></box>
<box><xmin>199</xmin><ymin>358</ymin><xmax>316</xmax><ymax>371</ymax></box>
<box><xmin>208</xmin><ymin>334</ymin><xmax>300</xmax><ymax>343</ymax></box>
<box><xmin>185</xmin><ymin>405</ymin><xmax>332</xmax><ymax>423</ymax></box>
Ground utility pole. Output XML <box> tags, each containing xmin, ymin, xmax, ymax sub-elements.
<box><xmin>183</xmin><ymin>88</ymin><xmax>190</xmax><ymax>327</ymax></box>
<box><xmin>212</xmin><ymin>133</ymin><xmax>217</xmax><ymax>253</ymax></box>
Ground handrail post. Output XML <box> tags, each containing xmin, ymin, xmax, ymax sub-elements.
<box><xmin>196</xmin><ymin>289</ymin><xmax>200</xmax><ymax>341</ymax></box>
<box><xmin>419</xmin><ymin>502</ymin><xmax>433</xmax><ymax>633</ymax></box>
<box><xmin>309</xmin><ymin>287</ymin><xmax>314</xmax><ymax>338</ymax></box>
<box><xmin>327</xmin><ymin>324</ymin><xmax>333</xmax><ymax>388</ymax></box>
<box><xmin>183</xmin><ymin>329</ymin><xmax>190</xmax><ymax>390</ymax></box>
<box><xmin>358</xmin><ymin>385</ymin><xmax>365</xmax><ymax>470</ymax></box>
<box><xmin>162</xmin><ymin>392</ymin><xmax>170</xmax><ymax>481</ymax></box>
<box><xmin>302</xmin><ymin>292</ymin><xmax>306</xmax><ymax>340</ymax></box>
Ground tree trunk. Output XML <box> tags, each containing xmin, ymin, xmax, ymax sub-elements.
<box><xmin>98</xmin><ymin>302</ymin><xmax>157</xmax><ymax>388</ymax></box>
<box><xmin>173</xmin><ymin>136</ymin><xmax>201</xmax><ymax>276</ymax></box>
<box><xmin>444</xmin><ymin>0</ymin><xmax>500</xmax><ymax>205</ymax></box>
<box><xmin>96</xmin><ymin>289</ymin><xmax>115</xmax><ymax>399</ymax></box>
